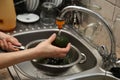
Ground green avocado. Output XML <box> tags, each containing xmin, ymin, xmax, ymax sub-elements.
<box><xmin>35</xmin><ymin>35</ymin><xmax>70</xmax><ymax>65</ymax></box>
<box><xmin>52</xmin><ymin>35</ymin><xmax>69</xmax><ymax>48</ymax></box>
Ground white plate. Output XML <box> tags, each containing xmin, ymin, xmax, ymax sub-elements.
<box><xmin>17</xmin><ymin>13</ymin><xmax>40</xmax><ymax>23</ymax></box>
<box><xmin>29</xmin><ymin>0</ymin><xmax>33</xmax><ymax>11</ymax></box>
<box><xmin>26</xmin><ymin>0</ymin><xmax>33</xmax><ymax>12</ymax></box>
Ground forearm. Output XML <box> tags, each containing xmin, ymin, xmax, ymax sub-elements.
<box><xmin>0</xmin><ymin>33</ymin><xmax>71</xmax><ymax>69</ymax></box>
<box><xmin>0</xmin><ymin>48</ymin><xmax>38</xmax><ymax>69</ymax></box>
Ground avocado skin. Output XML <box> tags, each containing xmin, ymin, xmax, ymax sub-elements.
<box><xmin>52</xmin><ymin>35</ymin><xmax>69</xmax><ymax>48</ymax></box>
<box><xmin>34</xmin><ymin>35</ymin><xmax>70</xmax><ymax>65</ymax></box>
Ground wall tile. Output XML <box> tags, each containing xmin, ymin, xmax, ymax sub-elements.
<box><xmin>116</xmin><ymin>0</ymin><xmax>120</xmax><ymax>8</ymax></box>
<box><xmin>106</xmin><ymin>0</ymin><xmax>116</xmax><ymax>5</ymax></box>
<box><xmin>113</xmin><ymin>19</ymin><xmax>120</xmax><ymax>49</ymax></box>
<box><xmin>90</xmin><ymin>0</ymin><xmax>115</xmax><ymax>27</ymax></box>
<box><xmin>92</xmin><ymin>0</ymin><xmax>114</xmax><ymax>20</ymax></box>
<box><xmin>112</xmin><ymin>6</ymin><xmax>120</xmax><ymax>49</ymax></box>
<box><xmin>113</xmin><ymin>6</ymin><xmax>120</xmax><ymax>22</ymax></box>
<box><xmin>90</xmin><ymin>0</ymin><xmax>120</xmax><ymax>57</ymax></box>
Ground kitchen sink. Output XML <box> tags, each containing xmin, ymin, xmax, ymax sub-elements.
<box><xmin>12</xmin><ymin>27</ymin><xmax>102</xmax><ymax>79</ymax></box>
<box><xmin>6</xmin><ymin>4</ymin><xmax>118</xmax><ymax>79</ymax></box>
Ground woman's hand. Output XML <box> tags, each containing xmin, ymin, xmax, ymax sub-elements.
<box><xmin>0</xmin><ymin>32</ymin><xmax>21</xmax><ymax>51</ymax></box>
<box><xmin>33</xmin><ymin>33</ymin><xmax>71</xmax><ymax>58</ymax></box>
<box><xmin>0</xmin><ymin>33</ymin><xmax>71</xmax><ymax>68</ymax></box>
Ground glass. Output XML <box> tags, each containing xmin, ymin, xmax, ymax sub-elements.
<box><xmin>84</xmin><ymin>22</ymin><xmax>100</xmax><ymax>40</ymax></box>
<box><xmin>40</xmin><ymin>2</ymin><xmax>57</xmax><ymax>26</ymax></box>
<box><xmin>82</xmin><ymin>1</ymin><xmax>102</xmax><ymax>40</ymax></box>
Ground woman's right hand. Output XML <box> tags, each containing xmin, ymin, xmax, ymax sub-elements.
<box><xmin>33</xmin><ymin>33</ymin><xmax>71</xmax><ymax>58</ymax></box>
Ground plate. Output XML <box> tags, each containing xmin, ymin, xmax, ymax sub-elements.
<box><xmin>31</xmin><ymin>0</ymin><xmax>36</xmax><ymax>11</ymax></box>
<box><xmin>26</xmin><ymin>0</ymin><xmax>30</xmax><ymax>11</ymax></box>
<box><xmin>33</xmin><ymin>0</ymin><xmax>39</xmax><ymax>11</ymax></box>
<box><xmin>17</xmin><ymin>13</ymin><xmax>40</xmax><ymax>23</ymax></box>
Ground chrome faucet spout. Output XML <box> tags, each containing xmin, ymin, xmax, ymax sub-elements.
<box><xmin>59</xmin><ymin>6</ymin><xmax>116</xmax><ymax>68</ymax></box>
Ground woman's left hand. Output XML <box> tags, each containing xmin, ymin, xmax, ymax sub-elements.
<box><xmin>0</xmin><ymin>32</ymin><xmax>21</xmax><ymax>51</ymax></box>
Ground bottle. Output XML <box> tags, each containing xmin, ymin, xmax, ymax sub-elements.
<box><xmin>0</xmin><ymin>0</ymin><xmax>16</xmax><ymax>31</ymax></box>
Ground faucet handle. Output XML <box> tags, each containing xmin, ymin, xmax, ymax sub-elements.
<box><xmin>56</xmin><ymin>17</ymin><xmax>65</xmax><ymax>29</ymax></box>
<box><xmin>98</xmin><ymin>45</ymin><xmax>109</xmax><ymax>59</ymax></box>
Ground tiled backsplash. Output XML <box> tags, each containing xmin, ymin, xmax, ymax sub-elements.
<box><xmin>106</xmin><ymin>0</ymin><xmax>116</xmax><ymax>5</ymax></box>
<box><xmin>90</xmin><ymin>0</ymin><xmax>120</xmax><ymax>25</ymax></box>
<box><xmin>116</xmin><ymin>0</ymin><xmax>120</xmax><ymax>8</ymax></box>
<box><xmin>90</xmin><ymin>0</ymin><xmax>120</xmax><ymax>56</ymax></box>
<box><xmin>90</xmin><ymin>0</ymin><xmax>115</xmax><ymax>25</ymax></box>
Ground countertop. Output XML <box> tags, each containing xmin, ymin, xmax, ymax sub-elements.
<box><xmin>0</xmin><ymin>21</ymin><xmax>120</xmax><ymax>80</ymax></box>
<box><xmin>0</xmin><ymin>68</ymin><xmax>12</xmax><ymax>80</ymax></box>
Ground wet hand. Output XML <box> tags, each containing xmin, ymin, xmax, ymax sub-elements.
<box><xmin>0</xmin><ymin>32</ymin><xmax>21</xmax><ymax>51</ymax></box>
<box><xmin>34</xmin><ymin>33</ymin><xmax>71</xmax><ymax>58</ymax></box>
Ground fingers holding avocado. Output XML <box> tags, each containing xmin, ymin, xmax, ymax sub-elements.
<box><xmin>52</xmin><ymin>35</ymin><xmax>69</xmax><ymax>48</ymax></box>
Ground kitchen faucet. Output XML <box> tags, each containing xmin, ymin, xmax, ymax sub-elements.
<box><xmin>59</xmin><ymin>5</ymin><xmax>117</xmax><ymax>70</ymax></box>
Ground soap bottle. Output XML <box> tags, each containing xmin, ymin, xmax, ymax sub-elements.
<box><xmin>0</xmin><ymin>0</ymin><xmax>16</xmax><ymax>31</ymax></box>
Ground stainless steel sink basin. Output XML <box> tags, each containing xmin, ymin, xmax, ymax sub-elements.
<box><xmin>79</xmin><ymin>75</ymin><xmax>117</xmax><ymax>80</ymax></box>
<box><xmin>70</xmin><ymin>73</ymin><xmax>118</xmax><ymax>80</ymax></box>
<box><xmin>13</xmin><ymin>28</ymin><xmax>99</xmax><ymax>79</ymax></box>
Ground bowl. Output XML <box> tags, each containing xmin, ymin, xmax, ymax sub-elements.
<box><xmin>26</xmin><ymin>39</ymin><xmax>82</xmax><ymax>75</ymax></box>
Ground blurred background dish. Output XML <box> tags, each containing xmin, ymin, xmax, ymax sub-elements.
<box><xmin>16</xmin><ymin>0</ymin><xmax>40</xmax><ymax>23</ymax></box>
<box><xmin>32</xmin><ymin>0</ymin><xmax>39</xmax><ymax>11</ymax></box>
<box><xmin>26</xmin><ymin>0</ymin><xmax>40</xmax><ymax>12</ymax></box>
<box><xmin>17</xmin><ymin>13</ymin><xmax>40</xmax><ymax>23</ymax></box>
<box><xmin>45</xmin><ymin>0</ymin><xmax>63</xmax><ymax>7</ymax></box>
<box><xmin>26</xmin><ymin>0</ymin><xmax>31</xmax><ymax>11</ymax></box>
<box><xmin>14</xmin><ymin>0</ymin><xmax>27</xmax><ymax>14</ymax></box>
<box><xmin>31</xmin><ymin>0</ymin><xmax>36</xmax><ymax>11</ymax></box>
